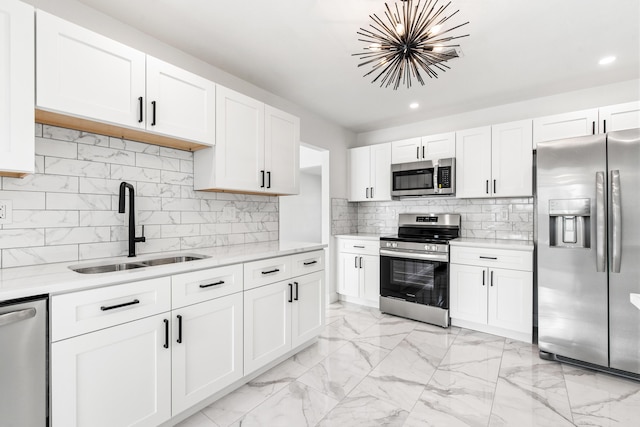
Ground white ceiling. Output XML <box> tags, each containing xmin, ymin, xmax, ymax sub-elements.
<box><xmin>75</xmin><ymin>0</ymin><xmax>640</xmax><ymax>133</ymax></box>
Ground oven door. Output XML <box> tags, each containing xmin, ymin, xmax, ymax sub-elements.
<box><xmin>391</xmin><ymin>161</ymin><xmax>435</xmax><ymax>197</ymax></box>
<box><xmin>380</xmin><ymin>251</ymin><xmax>449</xmax><ymax>308</ymax></box>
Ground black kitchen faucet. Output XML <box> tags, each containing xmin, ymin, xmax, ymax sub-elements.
<box><xmin>118</xmin><ymin>181</ymin><xmax>146</xmax><ymax>257</ymax></box>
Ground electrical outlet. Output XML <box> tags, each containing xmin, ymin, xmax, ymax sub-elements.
<box><xmin>0</xmin><ymin>200</ymin><xmax>13</xmax><ymax>224</ymax></box>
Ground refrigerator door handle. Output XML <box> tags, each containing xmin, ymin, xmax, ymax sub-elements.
<box><xmin>611</xmin><ymin>170</ymin><xmax>622</xmax><ymax>273</ymax></box>
<box><xmin>596</xmin><ymin>171</ymin><xmax>606</xmax><ymax>272</ymax></box>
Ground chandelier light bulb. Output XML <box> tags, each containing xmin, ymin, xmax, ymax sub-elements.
<box><xmin>369</xmin><ymin>43</ymin><xmax>382</xmax><ymax>51</ymax></box>
<box><xmin>396</xmin><ymin>23</ymin><xmax>405</xmax><ymax>36</ymax></box>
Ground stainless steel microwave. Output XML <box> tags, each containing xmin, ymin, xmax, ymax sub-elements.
<box><xmin>390</xmin><ymin>158</ymin><xmax>455</xmax><ymax>197</ymax></box>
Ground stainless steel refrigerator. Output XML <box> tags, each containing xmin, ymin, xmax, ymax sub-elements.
<box><xmin>537</xmin><ymin>128</ymin><xmax>640</xmax><ymax>377</ymax></box>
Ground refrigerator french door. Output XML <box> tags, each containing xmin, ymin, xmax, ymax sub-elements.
<box><xmin>537</xmin><ymin>128</ymin><xmax>640</xmax><ymax>376</ymax></box>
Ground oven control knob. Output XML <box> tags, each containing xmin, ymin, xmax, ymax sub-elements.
<box><xmin>392</xmin><ymin>243</ymin><xmax>398</xmax><ymax>248</ymax></box>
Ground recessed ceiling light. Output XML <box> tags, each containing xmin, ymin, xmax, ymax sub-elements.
<box><xmin>599</xmin><ymin>56</ymin><xmax>616</xmax><ymax>65</ymax></box>
<box><xmin>409</xmin><ymin>102</ymin><xmax>419</xmax><ymax>109</ymax></box>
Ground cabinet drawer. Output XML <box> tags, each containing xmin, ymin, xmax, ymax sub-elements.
<box><xmin>51</xmin><ymin>277</ymin><xmax>171</xmax><ymax>342</ymax></box>
<box><xmin>338</xmin><ymin>239</ymin><xmax>380</xmax><ymax>256</ymax></box>
<box><xmin>172</xmin><ymin>264</ymin><xmax>243</xmax><ymax>309</ymax></box>
<box><xmin>291</xmin><ymin>250</ymin><xmax>325</xmax><ymax>277</ymax></box>
<box><xmin>244</xmin><ymin>256</ymin><xmax>292</xmax><ymax>290</ymax></box>
<box><xmin>450</xmin><ymin>246</ymin><xmax>533</xmax><ymax>271</ymax></box>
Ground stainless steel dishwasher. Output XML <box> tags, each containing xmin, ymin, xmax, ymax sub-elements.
<box><xmin>0</xmin><ymin>295</ymin><xmax>48</xmax><ymax>426</ymax></box>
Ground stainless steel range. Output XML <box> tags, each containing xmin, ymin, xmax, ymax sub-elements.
<box><xmin>379</xmin><ymin>213</ymin><xmax>460</xmax><ymax>327</ymax></box>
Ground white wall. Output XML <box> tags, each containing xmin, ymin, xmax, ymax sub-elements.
<box><xmin>22</xmin><ymin>0</ymin><xmax>355</xmax><ymax>199</ymax></box>
<box><xmin>356</xmin><ymin>79</ymin><xmax>640</xmax><ymax>146</ymax></box>
<box><xmin>279</xmin><ymin>171</ymin><xmax>322</xmax><ymax>243</ymax></box>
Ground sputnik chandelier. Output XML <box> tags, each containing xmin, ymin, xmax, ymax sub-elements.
<box><xmin>353</xmin><ymin>0</ymin><xmax>469</xmax><ymax>89</ymax></box>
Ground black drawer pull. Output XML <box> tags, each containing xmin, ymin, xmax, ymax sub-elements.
<box><xmin>294</xmin><ymin>282</ymin><xmax>299</xmax><ymax>301</ymax></box>
<box><xmin>100</xmin><ymin>299</ymin><xmax>140</xmax><ymax>311</ymax></box>
<box><xmin>151</xmin><ymin>101</ymin><xmax>157</xmax><ymax>126</ymax></box>
<box><xmin>199</xmin><ymin>280</ymin><xmax>225</xmax><ymax>288</ymax></box>
<box><xmin>479</xmin><ymin>256</ymin><xmax>498</xmax><ymax>260</ymax></box>
<box><xmin>262</xmin><ymin>268</ymin><xmax>280</xmax><ymax>275</ymax></box>
<box><xmin>303</xmin><ymin>260</ymin><xmax>317</xmax><ymax>266</ymax></box>
<box><xmin>288</xmin><ymin>283</ymin><xmax>293</xmax><ymax>303</ymax></box>
<box><xmin>138</xmin><ymin>96</ymin><xmax>143</xmax><ymax>123</ymax></box>
<box><xmin>163</xmin><ymin>319</ymin><xmax>169</xmax><ymax>349</ymax></box>
<box><xmin>353</xmin><ymin>245</ymin><xmax>365</xmax><ymax>248</ymax></box>
<box><xmin>177</xmin><ymin>315</ymin><xmax>183</xmax><ymax>343</ymax></box>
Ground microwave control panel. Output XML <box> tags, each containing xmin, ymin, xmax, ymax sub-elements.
<box><xmin>438</xmin><ymin>167</ymin><xmax>451</xmax><ymax>188</ymax></box>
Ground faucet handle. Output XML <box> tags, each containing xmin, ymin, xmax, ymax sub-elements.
<box><xmin>141</xmin><ymin>225</ymin><xmax>145</xmax><ymax>237</ymax></box>
<box><xmin>135</xmin><ymin>225</ymin><xmax>146</xmax><ymax>244</ymax></box>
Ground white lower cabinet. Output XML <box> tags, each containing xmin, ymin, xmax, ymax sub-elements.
<box><xmin>51</xmin><ymin>313</ymin><xmax>172</xmax><ymax>427</ymax></box>
<box><xmin>336</xmin><ymin>237</ymin><xmax>380</xmax><ymax>307</ymax></box>
<box><xmin>449</xmin><ymin>244</ymin><xmax>533</xmax><ymax>342</ymax></box>
<box><xmin>172</xmin><ymin>293</ymin><xmax>243</xmax><ymax>415</ymax></box>
<box><xmin>244</xmin><ymin>270</ymin><xmax>324</xmax><ymax>375</ymax></box>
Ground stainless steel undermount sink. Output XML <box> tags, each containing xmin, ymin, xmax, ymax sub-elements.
<box><xmin>69</xmin><ymin>254</ymin><xmax>209</xmax><ymax>274</ymax></box>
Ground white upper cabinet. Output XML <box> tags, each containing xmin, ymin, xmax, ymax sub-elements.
<box><xmin>264</xmin><ymin>105</ymin><xmax>300</xmax><ymax>195</ymax></box>
<box><xmin>36</xmin><ymin>11</ymin><xmax>216</xmax><ymax>146</ymax></box>
<box><xmin>391</xmin><ymin>133</ymin><xmax>455</xmax><ymax>164</ymax></box>
<box><xmin>532</xmin><ymin>108</ymin><xmax>598</xmax><ymax>149</ymax></box>
<box><xmin>194</xmin><ymin>86</ymin><xmax>299</xmax><ymax>195</ymax></box>
<box><xmin>0</xmin><ymin>0</ymin><xmax>34</xmax><ymax>177</ymax></box>
<box><xmin>146</xmin><ymin>56</ymin><xmax>216</xmax><ymax>145</ymax></box>
<box><xmin>455</xmin><ymin>126</ymin><xmax>492</xmax><ymax>198</ymax></box>
<box><xmin>348</xmin><ymin>143</ymin><xmax>391</xmax><ymax>202</ymax></box>
<box><xmin>36</xmin><ymin>11</ymin><xmax>146</xmax><ymax>130</ymax></box>
<box><xmin>599</xmin><ymin>101</ymin><xmax>640</xmax><ymax>133</ymax></box>
<box><xmin>457</xmin><ymin>120</ymin><xmax>532</xmax><ymax>198</ymax></box>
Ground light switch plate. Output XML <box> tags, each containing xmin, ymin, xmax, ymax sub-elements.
<box><xmin>0</xmin><ymin>200</ymin><xmax>13</xmax><ymax>224</ymax></box>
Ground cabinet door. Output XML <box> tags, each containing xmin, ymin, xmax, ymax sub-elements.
<box><xmin>244</xmin><ymin>280</ymin><xmax>292</xmax><ymax>375</ymax></box>
<box><xmin>532</xmin><ymin>108</ymin><xmax>598</xmax><ymax>149</ymax></box>
<box><xmin>455</xmin><ymin>126</ymin><xmax>492</xmax><ymax>198</ymax></box>
<box><xmin>0</xmin><ymin>0</ymin><xmax>34</xmax><ymax>176</ymax></box>
<box><xmin>291</xmin><ymin>271</ymin><xmax>325</xmax><ymax>347</ymax></box>
<box><xmin>36</xmin><ymin>11</ymin><xmax>146</xmax><ymax>129</ymax></box>
<box><xmin>491</xmin><ymin>120</ymin><xmax>533</xmax><ymax>197</ymax></box>
<box><xmin>264</xmin><ymin>105</ymin><xmax>300</xmax><ymax>194</ymax></box>
<box><xmin>422</xmin><ymin>132</ymin><xmax>456</xmax><ymax>160</ymax></box>
<box><xmin>146</xmin><ymin>56</ymin><xmax>215</xmax><ymax>145</ymax></box>
<box><xmin>391</xmin><ymin>137</ymin><xmax>422</xmax><ymax>164</ymax></box>
<box><xmin>487</xmin><ymin>268</ymin><xmax>532</xmax><ymax>334</ymax></box>
<box><xmin>337</xmin><ymin>252</ymin><xmax>360</xmax><ymax>297</ymax></box>
<box><xmin>214</xmin><ymin>86</ymin><xmax>264</xmax><ymax>192</ymax></box>
<box><xmin>172</xmin><ymin>293</ymin><xmax>243</xmax><ymax>414</ymax></box>
<box><xmin>360</xmin><ymin>254</ymin><xmax>380</xmax><ymax>303</ymax></box>
<box><xmin>449</xmin><ymin>264</ymin><xmax>487</xmax><ymax>324</ymax></box>
<box><xmin>599</xmin><ymin>101</ymin><xmax>640</xmax><ymax>133</ymax></box>
<box><xmin>348</xmin><ymin>146</ymin><xmax>371</xmax><ymax>202</ymax></box>
<box><xmin>369</xmin><ymin>142</ymin><xmax>391</xmax><ymax>201</ymax></box>
<box><xmin>51</xmin><ymin>314</ymin><xmax>171</xmax><ymax>427</ymax></box>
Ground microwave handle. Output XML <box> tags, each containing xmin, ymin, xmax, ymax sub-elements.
<box><xmin>433</xmin><ymin>164</ymin><xmax>439</xmax><ymax>193</ymax></box>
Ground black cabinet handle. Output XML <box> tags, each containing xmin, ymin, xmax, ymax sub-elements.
<box><xmin>177</xmin><ymin>315</ymin><xmax>183</xmax><ymax>343</ymax></box>
<box><xmin>359</xmin><ymin>256</ymin><xmax>363</xmax><ymax>268</ymax></box>
<box><xmin>303</xmin><ymin>260</ymin><xmax>317</xmax><ymax>266</ymax></box>
<box><xmin>353</xmin><ymin>245</ymin><xmax>365</xmax><ymax>248</ymax></box>
<box><xmin>163</xmin><ymin>319</ymin><xmax>169</xmax><ymax>349</ymax></box>
<box><xmin>267</xmin><ymin>171</ymin><xmax>271</xmax><ymax>189</ymax></box>
<box><xmin>416</xmin><ymin>146</ymin><xmax>420</xmax><ymax>159</ymax></box>
<box><xmin>262</xmin><ymin>268</ymin><xmax>280</xmax><ymax>275</ymax></box>
<box><xmin>138</xmin><ymin>97</ymin><xmax>143</xmax><ymax>123</ymax></box>
<box><xmin>354</xmin><ymin>256</ymin><xmax>358</xmax><ymax>268</ymax></box>
<box><xmin>100</xmin><ymin>299</ymin><xmax>140</xmax><ymax>311</ymax></box>
<box><xmin>261</xmin><ymin>170</ymin><xmax>265</xmax><ymax>188</ymax></box>
<box><xmin>493</xmin><ymin>179</ymin><xmax>496</xmax><ymax>194</ymax></box>
<box><xmin>294</xmin><ymin>282</ymin><xmax>299</xmax><ymax>301</ymax></box>
<box><xmin>603</xmin><ymin>119</ymin><xmax>607</xmax><ymax>133</ymax></box>
<box><xmin>490</xmin><ymin>271</ymin><xmax>494</xmax><ymax>287</ymax></box>
<box><xmin>200</xmin><ymin>280</ymin><xmax>225</xmax><ymax>288</ymax></box>
<box><xmin>366</xmin><ymin>187</ymin><xmax>370</xmax><ymax>199</ymax></box>
<box><xmin>479</xmin><ymin>256</ymin><xmax>498</xmax><ymax>260</ymax></box>
<box><xmin>486</xmin><ymin>180</ymin><xmax>489</xmax><ymax>194</ymax></box>
<box><xmin>482</xmin><ymin>270</ymin><xmax>485</xmax><ymax>286</ymax></box>
<box><xmin>370</xmin><ymin>187</ymin><xmax>374</xmax><ymax>198</ymax></box>
<box><xmin>151</xmin><ymin>101</ymin><xmax>157</xmax><ymax>126</ymax></box>
<box><xmin>592</xmin><ymin>121</ymin><xmax>595</xmax><ymax>135</ymax></box>
<box><xmin>288</xmin><ymin>283</ymin><xmax>293</xmax><ymax>303</ymax></box>
<box><xmin>422</xmin><ymin>146</ymin><xmax>425</xmax><ymax>159</ymax></box>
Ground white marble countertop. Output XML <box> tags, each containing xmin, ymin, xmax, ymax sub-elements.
<box><xmin>450</xmin><ymin>238</ymin><xmax>534</xmax><ymax>251</ymax></box>
<box><xmin>0</xmin><ymin>241</ymin><xmax>326</xmax><ymax>301</ymax></box>
<box><xmin>334</xmin><ymin>233</ymin><xmax>381</xmax><ymax>240</ymax></box>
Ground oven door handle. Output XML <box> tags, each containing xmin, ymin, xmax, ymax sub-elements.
<box><xmin>380</xmin><ymin>249</ymin><xmax>448</xmax><ymax>262</ymax></box>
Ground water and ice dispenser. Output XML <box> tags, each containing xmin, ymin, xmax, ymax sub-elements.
<box><xmin>548</xmin><ymin>199</ymin><xmax>590</xmax><ymax>248</ymax></box>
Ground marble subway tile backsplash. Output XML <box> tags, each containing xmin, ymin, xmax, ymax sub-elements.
<box><xmin>331</xmin><ymin>197</ymin><xmax>534</xmax><ymax>240</ymax></box>
<box><xmin>0</xmin><ymin>124</ymin><xmax>278</xmax><ymax>268</ymax></box>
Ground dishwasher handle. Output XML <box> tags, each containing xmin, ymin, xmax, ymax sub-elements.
<box><xmin>0</xmin><ymin>307</ymin><xmax>36</xmax><ymax>327</ymax></box>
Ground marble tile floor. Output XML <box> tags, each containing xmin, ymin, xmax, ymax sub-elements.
<box><xmin>177</xmin><ymin>301</ymin><xmax>640</xmax><ymax>427</ymax></box>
